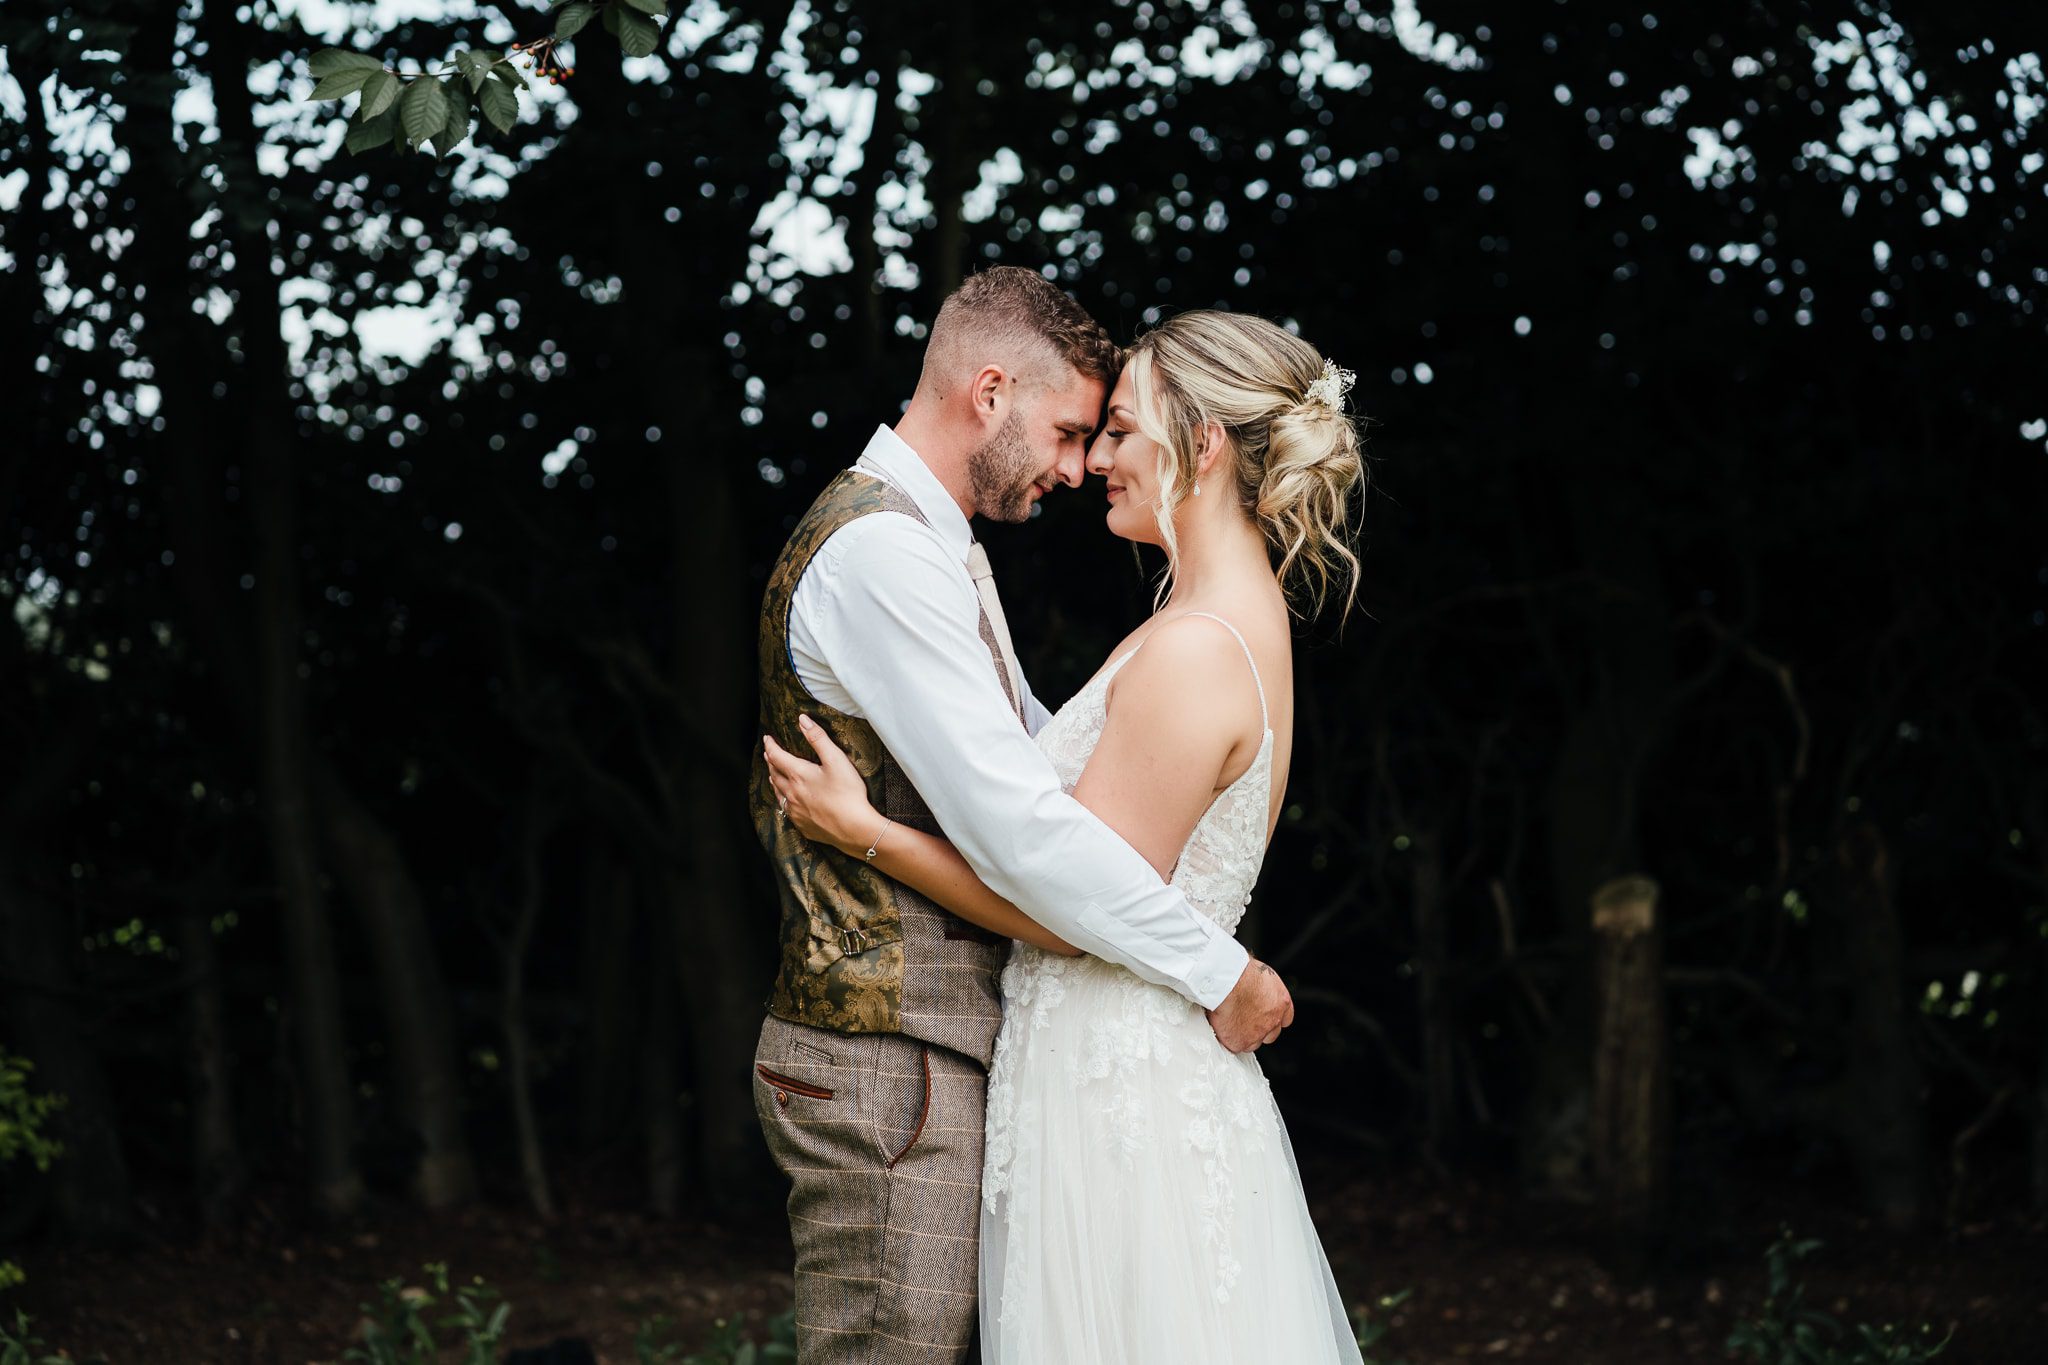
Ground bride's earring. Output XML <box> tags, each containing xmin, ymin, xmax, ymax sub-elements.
<box><xmin>1194</xmin><ymin>480</ymin><xmax>1202</xmax><ymax>497</ymax></box>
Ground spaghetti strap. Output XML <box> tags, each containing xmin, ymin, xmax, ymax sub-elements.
<box><xmin>1180</xmin><ymin>611</ymin><xmax>1270</xmax><ymax>731</ymax></box>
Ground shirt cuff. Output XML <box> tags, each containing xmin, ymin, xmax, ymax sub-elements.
<box><xmin>1184</xmin><ymin>931</ymin><xmax>1252</xmax><ymax>1011</ymax></box>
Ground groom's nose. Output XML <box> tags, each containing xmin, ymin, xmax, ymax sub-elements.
<box><xmin>1053</xmin><ymin>446</ymin><xmax>1088</xmax><ymax>488</ymax></box>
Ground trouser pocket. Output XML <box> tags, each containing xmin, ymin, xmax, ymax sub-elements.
<box><xmin>879</xmin><ymin>1044</ymin><xmax>931</xmax><ymax>1170</ymax></box>
<box><xmin>752</xmin><ymin>1017</ymin><xmax>851</xmax><ymax>1159</ymax></box>
<box><xmin>757</xmin><ymin>1064</ymin><xmax>835</xmax><ymax>1102</ymax></box>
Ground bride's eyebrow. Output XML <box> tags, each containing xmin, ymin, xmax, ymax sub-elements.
<box><xmin>1107</xmin><ymin>404</ymin><xmax>1136</xmax><ymax>422</ymax></box>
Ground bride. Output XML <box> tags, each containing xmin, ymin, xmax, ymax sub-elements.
<box><xmin>763</xmin><ymin>309</ymin><xmax>1366</xmax><ymax>1364</ymax></box>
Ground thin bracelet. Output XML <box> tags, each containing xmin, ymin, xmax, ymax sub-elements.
<box><xmin>863</xmin><ymin>817</ymin><xmax>893</xmax><ymax>863</ymax></box>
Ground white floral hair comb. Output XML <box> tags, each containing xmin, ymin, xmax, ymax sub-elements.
<box><xmin>1303</xmin><ymin>358</ymin><xmax>1356</xmax><ymax>413</ymax></box>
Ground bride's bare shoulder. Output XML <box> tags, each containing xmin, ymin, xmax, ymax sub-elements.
<box><xmin>1104</xmin><ymin>612</ymin><xmax>1267</xmax><ymax>732</ymax></box>
<box><xmin>1164</xmin><ymin>599</ymin><xmax>1291</xmax><ymax>682</ymax></box>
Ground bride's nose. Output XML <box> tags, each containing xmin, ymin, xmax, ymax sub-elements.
<box><xmin>1085</xmin><ymin>432</ymin><xmax>1114</xmax><ymax>477</ymax></box>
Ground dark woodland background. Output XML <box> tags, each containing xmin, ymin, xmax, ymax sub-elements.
<box><xmin>3</xmin><ymin>0</ymin><xmax>2046</xmax><ymax>1359</ymax></box>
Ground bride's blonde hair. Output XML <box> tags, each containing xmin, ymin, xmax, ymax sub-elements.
<box><xmin>1124</xmin><ymin>310</ymin><xmax>1364</xmax><ymax>618</ymax></box>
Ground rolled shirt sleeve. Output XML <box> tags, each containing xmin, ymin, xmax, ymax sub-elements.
<box><xmin>788</xmin><ymin>514</ymin><xmax>1250</xmax><ymax>1009</ymax></box>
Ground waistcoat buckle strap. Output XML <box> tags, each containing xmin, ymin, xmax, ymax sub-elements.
<box><xmin>828</xmin><ymin>922</ymin><xmax>903</xmax><ymax>957</ymax></box>
<box><xmin>803</xmin><ymin>915</ymin><xmax>901</xmax><ymax>966</ymax></box>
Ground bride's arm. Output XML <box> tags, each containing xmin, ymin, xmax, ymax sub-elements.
<box><xmin>764</xmin><ymin>717</ymin><xmax>1082</xmax><ymax>956</ymax></box>
<box><xmin>763</xmin><ymin>618</ymin><xmax>1260</xmax><ymax>953</ymax></box>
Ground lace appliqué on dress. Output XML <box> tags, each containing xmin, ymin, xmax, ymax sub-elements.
<box><xmin>983</xmin><ymin>624</ymin><xmax>1279</xmax><ymax>1304</ymax></box>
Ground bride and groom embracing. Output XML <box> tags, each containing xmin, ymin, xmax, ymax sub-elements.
<box><xmin>748</xmin><ymin>265</ymin><xmax>1366</xmax><ymax>1364</ymax></box>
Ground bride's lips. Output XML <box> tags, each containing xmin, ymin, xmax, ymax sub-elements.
<box><xmin>1106</xmin><ymin>484</ymin><xmax>1125</xmax><ymax>502</ymax></box>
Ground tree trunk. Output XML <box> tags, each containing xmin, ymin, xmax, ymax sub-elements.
<box><xmin>924</xmin><ymin>10</ymin><xmax>976</xmax><ymax>302</ymax></box>
<box><xmin>504</xmin><ymin>788</ymin><xmax>557</xmax><ymax>1220</ymax></box>
<box><xmin>1489</xmin><ymin>2</ymin><xmax>1674</xmax><ymax>1201</ymax></box>
<box><xmin>0</xmin><ymin>698</ymin><xmax>129</xmax><ymax>1244</ymax></box>
<box><xmin>577</xmin><ymin>855</ymin><xmax>640</xmax><ymax>1155</ymax></box>
<box><xmin>319</xmin><ymin>773</ymin><xmax>477</xmax><ymax>1209</ymax></box>
<box><xmin>205</xmin><ymin>6</ymin><xmax>363</xmax><ymax>1218</ymax></box>
<box><xmin>1835</xmin><ymin>822</ymin><xmax>1925</xmax><ymax>1228</ymax></box>
<box><xmin>668</xmin><ymin>418</ymin><xmax>774</xmax><ymax>1208</ymax></box>
<box><xmin>843</xmin><ymin>33</ymin><xmax>902</xmax><ymax>380</ymax></box>
<box><xmin>2029</xmin><ymin>796</ymin><xmax>2048</xmax><ymax>1215</ymax></box>
<box><xmin>1589</xmin><ymin>875</ymin><xmax>1670</xmax><ymax>1271</ymax></box>
<box><xmin>642</xmin><ymin>867</ymin><xmax>685</xmax><ymax>1217</ymax></box>
<box><xmin>0</xmin><ymin>861</ymin><xmax>131</xmax><ymax>1245</ymax></box>
<box><xmin>129</xmin><ymin>23</ymin><xmax>277</xmax><ymax>1231</ymax></box>
<box><xmin>1409</xmin><ymin>828</ymin><xmax>1456</xmax><ymax>1159</ymax></box>
<box><xmin>0</xmin><ymin>43</ymin><xmax>62</xmax><ymax>470</ymax></box>
<box><xmin>2035</xmin><ymin>932</ymin><xmax>2048</xmax><ymax>1214</ymax></box>
<box><xmin>177</xmin><ymin>906</ymin><xmax>247</xmax><ymax>1228</ymax></box>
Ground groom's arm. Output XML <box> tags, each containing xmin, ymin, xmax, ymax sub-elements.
<box><xmin>792</xmin><ymin>518</ymin><xmax>1250</xmax><ymax>1009</ymax></box>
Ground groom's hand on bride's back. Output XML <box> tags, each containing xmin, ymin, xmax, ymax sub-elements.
<box><xmin>1207</xmin><ymin>958</ymin><xmax>1295</xmax><ymax>1053</ymax></box>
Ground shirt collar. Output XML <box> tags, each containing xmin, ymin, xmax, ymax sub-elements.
<box><xmin>855</xmin><ymin>423</ymin><xmax>975</xmax><ymax>562</ymax></box>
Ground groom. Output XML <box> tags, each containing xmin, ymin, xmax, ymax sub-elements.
<box><xmin>748</xmin><ymin>267</ymin><xmax>1295</xmax><ymax>1363</ymax></box>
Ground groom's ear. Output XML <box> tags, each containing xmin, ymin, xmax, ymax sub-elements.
<box><xmin>968</xmin><ymin>363</ymin><xmax>1010</xmax><ymax>425</ymax></box>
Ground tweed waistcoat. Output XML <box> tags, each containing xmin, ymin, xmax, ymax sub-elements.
<box><xmin>751</xmin><ymin>468</ymin><xmax>1018</xmax><ymax>1068</ymax></box>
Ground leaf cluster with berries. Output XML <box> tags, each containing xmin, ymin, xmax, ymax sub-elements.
<box><xmin>308</xmin><ymin>0</ymin><xmax>671</xmax><ymax>157</ymax></box>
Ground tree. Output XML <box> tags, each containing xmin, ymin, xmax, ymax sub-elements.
<box><xmin>5</xmin><ymin>0</ymin><xmax>2042</xmax><ymax>1247</ymax></box>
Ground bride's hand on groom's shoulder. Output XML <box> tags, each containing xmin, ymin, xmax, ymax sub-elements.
<box><xmin>763</xmin><ymin>715</ymin><xmax>879</xmax><ymax>855</ymax></box>
<box><xmin>1207</xmin><ymin>957</ymin><xmax>1295</xmax><ymax>1053</ymax></box>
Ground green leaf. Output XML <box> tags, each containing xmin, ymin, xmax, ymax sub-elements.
<box><xmin>311</xmin><ymin>68</ymin><xmax>375</xmax><ymax>101</ymax></box>
<box><xmin>360</xmin><ymin>70</ymin><xmax>401</xmax><ymax>119</ymax></box>
<box><xmin>477</xmin><ymin>78</ymin><xmax>518</xmax><ymax>135</ymax></box>
<box><xmin>489</xmin><ymin>61</ymin><xmax>530</xmax><ymax>91</ymax></box>
<box><xmin>455</xmin><ymin>49</ymin><xmax>498</xmax><ymax>93</ymax></box>
<box><xmin>621</xmin><ymin>0</ymin><xmax>670</xmax><ymax>14</ymax></box>
<box><xmin>554</xmin><ymin>2</ymin><xmax>596</xmax><ymax>41</ymax></box>
<box><xmin>345</xmin><ymin>106</ymin><xmax>397</xmax><ymax>155</ymax></box>
<box><xmin>433</xmin><ymin>91</ymin><xmax>471</xmax><ymax>156</ymax></box>
<box><xmin>614</xmin><ymin>7</ymin><xmax>661</xmax><ymax>58</ymax></box>
<box><xmin>309</xmin><ymin>49</ymin><xmax>384</xmax><ymax>78</ymax></box>
<box><xmin>400</xmin><ymin>77</ymin><xmax>448</xmax><ymax>149</ymax></box>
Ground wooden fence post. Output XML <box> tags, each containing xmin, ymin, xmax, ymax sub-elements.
<box><xmin>1590</xmin><ymin>875</ymin><xmax>1670</xmax><ymax>1269</ymax></box>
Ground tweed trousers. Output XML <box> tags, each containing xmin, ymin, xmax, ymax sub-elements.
<box><xmin>754</xmin><ymin>1011</ymin><xmax>986</xmax><ymax>1364</ymax></box>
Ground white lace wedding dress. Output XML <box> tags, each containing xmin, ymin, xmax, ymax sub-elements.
<box><xmin>980</xmin><ymin>613</ymin><xmax>1364</xmax><ymax>1364</ymax></box>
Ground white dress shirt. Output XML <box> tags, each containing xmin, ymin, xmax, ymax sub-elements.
<box><xmin>785</xmin><ymin>425</ymin><xmax>1252</xmax><ymax>1009</ymax></box>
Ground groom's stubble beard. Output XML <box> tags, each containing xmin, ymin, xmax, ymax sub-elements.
<box><xmin>966</xmin><ymin>404</ymin><xmax>1040</xmax><ymax>524</ymax></box>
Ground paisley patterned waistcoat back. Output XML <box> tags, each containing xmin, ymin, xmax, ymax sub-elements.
<box><xmin>751</xmin><ymin>469</ymin><xmax>1016</xmax><ymax>1068</ymax></box>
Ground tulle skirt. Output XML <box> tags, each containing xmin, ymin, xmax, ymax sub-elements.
<box><xmin>979</xmin><ymin>949</ymin><xmax>1364</xmax><ymax>1365</ymax></box>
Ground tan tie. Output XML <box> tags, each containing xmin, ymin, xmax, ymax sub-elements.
<box><xmin>965</xmin><ymin>541</ymin><xmax>1024</xmax><ymax>714</ymax></box>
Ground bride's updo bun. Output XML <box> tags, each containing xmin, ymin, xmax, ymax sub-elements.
<box><xmin>1125</xmin><ymin>310</ymin><xmax>1365</xmax><ymax>617</ymax></box>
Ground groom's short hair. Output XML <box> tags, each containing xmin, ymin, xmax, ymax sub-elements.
<box><xmin>925</xmin><ymin>266</ymin><xmax>1121</xmax><ymax>392</ymax></box>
